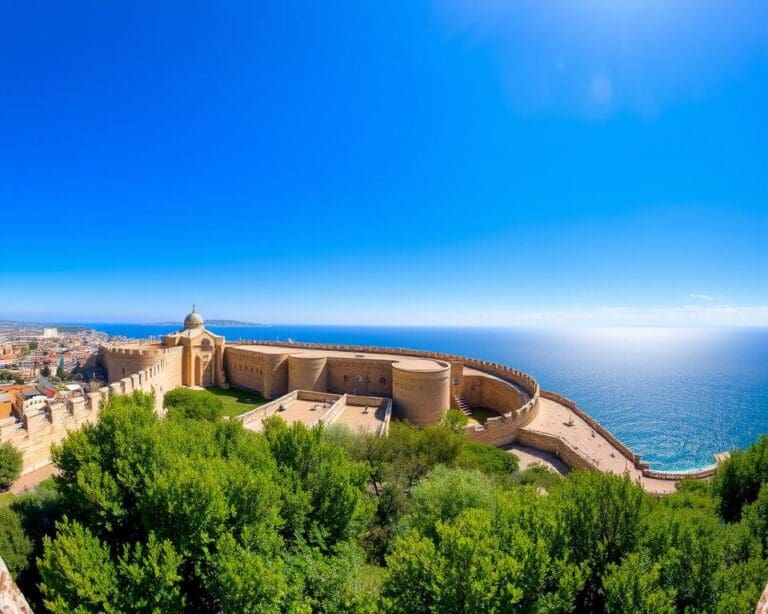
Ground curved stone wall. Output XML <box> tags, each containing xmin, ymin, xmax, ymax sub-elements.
<box><xmin>288</xmin><ymin>353</ymin><xmax>328</xmax><ymax>392</ymax></box>
<box><xmin>391</xmin><ymin>360</ymin><xmax>451</xmax><ymax>426</ymax></box>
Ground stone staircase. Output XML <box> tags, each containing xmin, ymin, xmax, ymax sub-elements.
<box><xmin>455</xmin><ymin>396</ymin><xmax>472</xmax><ymax>416</ymax></box>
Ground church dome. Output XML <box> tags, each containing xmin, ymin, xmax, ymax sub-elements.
<box><xmin>183</xmin><ymin>306</ymin><xmax>204</xmax><ymax>329</ymax></box>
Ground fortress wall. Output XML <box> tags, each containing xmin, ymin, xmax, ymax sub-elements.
<box><xmin>230</xmin><ymin>341</ymin><xmax>540</xmax><ymax>399</ymax></box>
<box><xmin>224</xmin><ymin>348</ymin><xmax>289</xmax><ymax>399</ymax></box>
<box><xmin>1</xmin><ymin>345</ymin><xmax>183</xmax><ymax>475</ymax></box>
<box><xmin>392</xmin><ymin>362</ymin><xmax>451</xmax><ymax>426</ymax></box>
<box><xmin>225</xmin><ymin>347</ymin><xmax>268</xmax><ymax>393</ymax></box>
<box><xmin>463</xmin><ymin>394</ymin><xmax>539</xmax><ymax>446</ymax></box>
<box><xmin>450</xmin><ymin>362</ymin><xmax>464</xmax><ymax>407</ymax></box>
<box><xmin>461</xmin><ymin>374</ymin><xmax>525</xmax><ymax>415</ymax></box>
<box><xmin>288</xmin><ymin>354</ymin><xmax>328</xmax><ymax>392</ymax></box>
<box><xmin>326</xmin><ymin>358</ymin><xmax>392</xmax><ymax>397</ymax></box>
<box><xmin>264</xmin><ymin>353</ymin><xmax>289</xmax><ymax>398</ymax></box>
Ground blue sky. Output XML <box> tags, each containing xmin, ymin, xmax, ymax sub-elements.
<box><xmin>2</xmin><ymin>1</ymin><xmax>768</xmax><ymax>326</ymax></box>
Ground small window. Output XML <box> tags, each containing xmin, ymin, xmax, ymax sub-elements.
<box><xmin>343</xmin><ymin>375</ymin><xmax>348</xmax><ymax>383</ymax></box>
<box><xmin>379</xmin><ymin>377</ymin><xmax>386</xmax><ymax>385</ymax></box>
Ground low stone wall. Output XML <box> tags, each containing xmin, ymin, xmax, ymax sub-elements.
<box><xmin>515</xmin><ymin>427</ymin><xmax>595</xmax><ymax>471</ymax></box>
<box><xmin>238</xmin><ymin>390</ymin><xmax>343</xmax><ymax>429</ymax></box>
<box><xmin>540</xmin><ymin>390</ymin><xmax>720</xmax><ymax>481</ymax></box>
<box><xmin>541</xmin><ymin>391</ymin><xmax>641</xmax><ymax>465</ymax></box>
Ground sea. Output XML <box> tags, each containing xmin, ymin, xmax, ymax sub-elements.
<box><xmin>76</xmin><ymin>323</ymin><xmax>768</xmax><ymax>473</ymax></box>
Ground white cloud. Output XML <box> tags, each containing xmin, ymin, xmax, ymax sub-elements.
<box><xmin>689</xmin><ymin>293</ymin><xmax>715</xmax><ymax>301</ymax></box>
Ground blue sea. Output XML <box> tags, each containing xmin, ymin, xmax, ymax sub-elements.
<box><xmin>77</xmin><ymin>324</ymin><xmax>768</xmax><ymax>473</ymax></box>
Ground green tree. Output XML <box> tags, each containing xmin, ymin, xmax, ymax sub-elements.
<box><xmin>28</xmin><ymin>342</ymin><xmax>38</xmax><ymax>350</ymax></box>
<box><xmin>396</xmin><ymin>466</ymin><xmax>498</xmax><ymax>541</ymax></box>
<box><xmin>642</xmin><ymin>505</ymin><xmax>721</xmax><ymax>612</ymax></box>
<box><xmin>712</xmin><ymin>435</ymin><xmax>768</xmax><ymax>521</ymax></box>
<box><xmin>163</xmin><ymin>387</ymin><xmax>223</xmax><ymax>422</ymax></box>
<box><xmin>38</xmin><ymin>518</ymin><xmax>120</xmax><ymax>613</ymax></box>
<box><xmin>603</xmin><ymin>553</ymin><xmax>675</xmax><ymax>613</ymax></box>
<box><xmin>551</xmin><ymin>471</ymin><xmax>645</xmax><ymax>610</ymax></box>
<box><xmin>384</xmin><ymin>501</ymin><xmax>562</xmax><ymax>613</ymax></box>
<box><xmin>263</xmin><ymin>417</ymin><xmax>373</xmax><ymax>550</ymax></box>
<box><xmin>0</xmin><ymin>442</ymin><xmax>23</xmax><ymax>490</ymax></box>
<box><xmin>456</xmin><ymin>440</ymin><xmax>519</xmax><ymax>477</ymax></box>
<box><xmin>0</xmin><ymin>507</ymin><xmax>33</xmax><ymax>578</ymax></box>
<box><xmin>40</xmin><ymin>365</ymin><xmax>51</xmax><ymax>378</ymax></box>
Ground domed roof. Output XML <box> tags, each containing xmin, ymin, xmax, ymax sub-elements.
<box><xmin>183</xmin><ymin>305</ymin><xmax>204</xmax><ymax>329</ymax></box>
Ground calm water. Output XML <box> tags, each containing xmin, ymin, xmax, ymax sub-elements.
<box><xmin>77</xmin><ymin>324</ymin><xmax>768</xmax><ymax>472</ymax></box>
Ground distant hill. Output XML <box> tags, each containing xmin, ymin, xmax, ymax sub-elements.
<box><xmin>151</xmin><ymin>319</ymin><xmax>270</xmax><ymax>328</ymax></box>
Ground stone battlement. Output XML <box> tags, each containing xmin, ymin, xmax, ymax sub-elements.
<box><xmin>0</xmin><ymin>349</ymin><xmax>182</xmax><ymax>475</ymax></box>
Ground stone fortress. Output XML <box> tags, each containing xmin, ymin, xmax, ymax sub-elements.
<box><xmin>2</xmin><ymin>308</ymin><xmax>725</xmax><ymax>494</ymax></box>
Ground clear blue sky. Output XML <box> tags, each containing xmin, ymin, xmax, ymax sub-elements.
<box><xmin>2</xmin><ymin>1</ymin><xmax>768</xmax><ymax>326</ymax></box>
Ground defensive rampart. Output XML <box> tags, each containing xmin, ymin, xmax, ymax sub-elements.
<box><xmin>228</xmin><ymin>341</ymin><xmax>540</xmax><ymax>443</ymax></box>
<box><xmin>0</xmin><ymin>344</ymin><xmax>183</xmax><ymax>475</ymax></box>
<box><xmin>538</xmin><ymin>390</ymin><xmax>719</xmax><ymax>482</ymax></box>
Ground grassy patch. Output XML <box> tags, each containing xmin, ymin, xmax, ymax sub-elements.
<box><xmin>0</xmin><ymin>491</ymin><xmax>18</xmax><ymax>507</ymax></box>
<box><xmin>206</xmin><ymin>385</ymin><xmax>269</xmax><ymax>417</ymax></box>
<box><xmin>468</xmin><ymin>406</ymin><xmax>501</xmax><ymax>425</ymax></box>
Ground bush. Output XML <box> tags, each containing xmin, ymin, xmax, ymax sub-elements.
<box><xmin>0</xmin><ymin>507</ymin><xmax>33</xmax><ymax>578</ymax></box>
<box><xmin>457</xmin><ymin>440</ymin><xmax>519</xmax><ymax>477</ymax></box>
<box><xmin>0</xmin><ymin>442</ymin><xmax>23</xmax><ymax>490</ymax></box>
<box><xmin>441</xmin><ymin>409</ymin><xmax>468</xmax><ymax>433</ymax></box>
<box><xmin>163</xmin><ymin>387</ymin><xmax>223</xmax><ymax>422</ymax></box>
<box><xmin>514</xmin><ymin>464</ymin><xmax>563</xmax><ymax>490</ymax></box>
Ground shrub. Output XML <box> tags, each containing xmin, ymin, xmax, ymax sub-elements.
<box><xmin>441</xmin><ymin>409</ymin><xmax>468</xmax><ymax>433</ymax></box>
<box><xmin>0</xmin><ymin>442</ymin><xmax>23</xmax><ymax>490</ymax></box>
<box><xmin>163</xmin><ymin>387</ymin><xmax>223</xmax><ymax>422</ymax></box>
<box><xmin>457</xmin><ymin>440</ymin><xmax>519</xmax><ymax>477</ymax></box>
<box><xmin>0</xmin><ymin>507</ymin><xmax>33</xmax><ymax>578</ymax></box>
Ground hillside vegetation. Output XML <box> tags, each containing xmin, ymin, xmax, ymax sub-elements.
<box><xmin>1</xmin><ymin>391</ymin><xmax>767</xmax><ymax>612</ymax></box>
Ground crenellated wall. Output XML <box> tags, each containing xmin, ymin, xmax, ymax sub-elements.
<box><xmin>1</xmin><ymin>343</ymin><xmax>184</xmax><ymax>475</ymax></box>
<box><xmin>225</xmin><ymin>341</ymin><xmax>539</xmax><ymax>437</ymax></box>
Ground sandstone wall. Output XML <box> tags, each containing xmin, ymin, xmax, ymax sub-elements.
<box><xmin>225</xmin><ymin>347</ymin><xmax>287</xmax><ymax>398</ymax></box>
<box><xmin>391</xmin><ymin>362</ymin><xmax>451</xmax><ymax>426</ymax></box>
<box><xmin>462</xmin><ymin>374</ymin><xmax>525</xmax><ymax>415</ymax></box>
<box><xmin>515</xmin><ymin>427</ymin><xmax>595</xmax><ymax>471</ymax></box>
<box><xmin>326</xmin><ymin>358</ymin><xmax>392</xmax><ymax>397</ymax></box>
<box><xmin>1</xmin><ymin>344</ymin><xmax>183</xmax><ymax>475</ymax></box>
<box><xmin>288</xmin><ymin>354</ymin><xmax>328</xmax><ymax>392</ymax></box>
<box><xmin>0</xmin><ymin>556</ymin><xmax>32</xmax><ymax>613</ymax></box>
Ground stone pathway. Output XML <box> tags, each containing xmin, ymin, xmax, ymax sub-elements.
<box><xmin>523</xmin><ymin>398</ymin><xmax>677</xmax><ymax>494</ymax></box>
<box><xmin>10</xmin><ymin>464</ymin><xmax>58</xmax><ymax>495</ymax></box>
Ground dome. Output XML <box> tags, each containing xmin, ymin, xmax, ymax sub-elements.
<box><xmin>183</xmin><ymin>305</ymin><xmax>204</xmax><ymax>329</ymax></box>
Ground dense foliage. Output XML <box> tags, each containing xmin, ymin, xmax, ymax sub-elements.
<box><xmin>1</xmin><ymin>391</ymin><xmax>767</xmax><ymax>612</ymax></box>
<box><xmin>163</xmin><ymin>387</ymin><xmax>224</xmax><ymax>422</ymax></box>
<box><xmin>0</xmin><ymin>441</ymin><xmax>23</xmax><ymax>489</ymax></box>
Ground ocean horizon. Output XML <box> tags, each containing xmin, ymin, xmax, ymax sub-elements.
<box><xmin>69</xmin><ymin>323</ymin><xmax>768</xmax><ymax>473</ymax></box>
